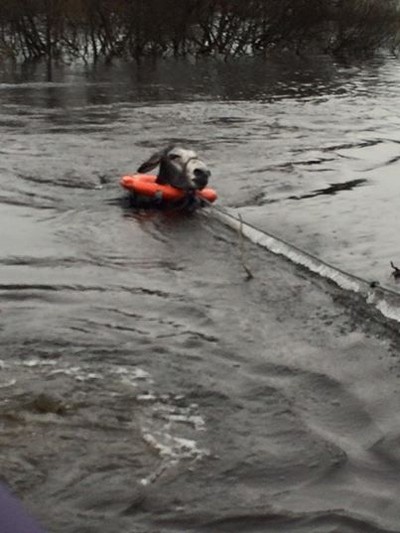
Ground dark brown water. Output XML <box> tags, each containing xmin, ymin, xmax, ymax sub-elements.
<box><xmin>2</xmin><ymin>57</ymin><xmax>400</xmax><ymax>533</ymax></box>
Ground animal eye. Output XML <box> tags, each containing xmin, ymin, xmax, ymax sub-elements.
<box><xmin>168</xmin><ymin>153</ymin><xmax>181</xmax><ymax>161</ymax></box>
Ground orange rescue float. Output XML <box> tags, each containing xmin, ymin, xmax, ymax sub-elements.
<box><xmin>120</xmin><ymin>174</ymin><xmax>218</xmax><ymax>203</ymax></box>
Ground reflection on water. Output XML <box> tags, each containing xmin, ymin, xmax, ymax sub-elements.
<box><xmin>2</xmin><ymin>56</ymin><xmax>400</xmax><ymax>533</ymax></box>
<box><xmin>0</xmin><ymin>54</ymin><xmax>388</xmax><ymax>104</ymax></box>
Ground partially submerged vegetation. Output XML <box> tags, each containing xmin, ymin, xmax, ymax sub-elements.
<box><xmin>0</xmin><ymin>0</ymin><xmax>399</xmax><ymax>63</ymax></box>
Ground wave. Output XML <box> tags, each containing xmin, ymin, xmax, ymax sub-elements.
<box><xmin>209</xmin><ymin>206</ymin><xmax>400</xmax><ymax>325</ymax></box>
<box><xmin>188</xmin><ymin>509</ymin><xmax>400</xmax><ymax>533</ymax></box>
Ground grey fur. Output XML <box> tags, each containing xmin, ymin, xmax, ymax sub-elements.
<box><xmin>137</xmin><ymin>146</ymin><xmax>211</xmax><ymax>190</ymax></box>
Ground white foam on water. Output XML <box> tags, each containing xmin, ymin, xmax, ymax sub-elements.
<box><xmin>168</xmin><ymin>413</ymin><xmax>206</xmax><ymax>431</ymax></box>
<box><xmin>136</xmin><ymin>392</ymin><xmax>157</xmax><ymax>402</ymax></box>
<box><xmin>142</xmin><ymin>431</ymin><xmax>203</xmax><ymax>459</ymax></box>
<box><xmin>374</xmin><ymin>299</ymin><xmax>400</xmax><ymax>323</ymax></box>
<box><xmin>112</xmin><ymin>367</ymin><xmax>150</xmax><ymax>379</ymax></box>
<box><xmin>14</xmin><ymin>358</ymin><xmax>155</xmax><ymax>388</ymax></box>
<box><xmin>0</xmin><ymin>379</ymin><xmax>17</xmax><ymax>388</ymax></box>
<box><xmin>45</xmin><ymin>365</ymin><xmax>104</xmax><ymax>383</ymax></box>
<box><xmin>8</xmin><ymin>357</ymin><xmax>208</xmax><ymax>486</ymax></box>
<box><xmin>139</xmin><ymin>429</ymin><xmax>208</xmax><ymax>487</ymax></box>
<box><xmin>113</xmin><ymin>366</ymin><xmax>153</xmax><ymax>388</ymax></box>
<box><xmin>137</xmin><ymin>390</ymin><xmax>208</xmax><ymax>487</ymax></box>
<box><xmin>22</xmin><ymin>358</ymin><xmax>59</xmax><ymax>368</ymax></box>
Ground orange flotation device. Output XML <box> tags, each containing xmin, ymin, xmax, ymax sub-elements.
<box><xmin>120</xmin><ymin>174</ymin><xmax>217</xmax><ymax>203</ymax></box>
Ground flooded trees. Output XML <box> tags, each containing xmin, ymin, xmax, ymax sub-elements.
<box><xmin>327</xmin><ymin>0</ymin><xmax>400</xmax><ymax>56</ymax></box>
<box><xmin>0</xmin><ymin>0</ymin><xmax>399</xmax><ymax>62</ymax></box>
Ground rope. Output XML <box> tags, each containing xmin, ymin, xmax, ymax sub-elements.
<box><xmin>201</xmin><ymin>200</ymin><xmax>400</xmax><ymax>323</ymax></box>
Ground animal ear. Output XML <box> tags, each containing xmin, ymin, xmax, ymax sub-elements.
<box><xmin>137</xmin><ymin>149</ymin><xmax>165</xmax><ymax>173</ymax></box>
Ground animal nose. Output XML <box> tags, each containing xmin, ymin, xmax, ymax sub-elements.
<box><xmin>193</xmin><ymin>168</ymin><xmax>210</xmax><ymax>189</ymax></box>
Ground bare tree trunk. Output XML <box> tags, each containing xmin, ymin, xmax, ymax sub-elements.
<box><xmin>45</xmin><ymin>0</ymin><xmax>52</xmax><ymax>80</ymax></box>
<box><xmin>0</xmin><ymin>0</ymin><xmax>399</xmax><ymax>62</ymax></box>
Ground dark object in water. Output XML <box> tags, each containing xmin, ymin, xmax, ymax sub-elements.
<box><xmin>0</xmin><ymin>482</ymin><xmax>46</xmax><ymax>532</ymax></box>
<box><xmin>390</xmin><ymin>261</ymin><xmax>400</xmax><ymax>279</ymax></box>
<box><xmin>289</xmin><ymin>178</ymin><xmax>367</xmax><ymax>201</ymax></box>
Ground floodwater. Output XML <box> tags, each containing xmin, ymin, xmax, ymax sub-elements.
<box><xmin>1</xmin><ymin>56</ymin><xmax>400</xmax><ymax>532</ymax></box>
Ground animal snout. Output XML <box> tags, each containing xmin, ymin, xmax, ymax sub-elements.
<box><xmin>192</xmin><ymin>168</ymin><xmax>211</xmax><ymax>190</ymax></box>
